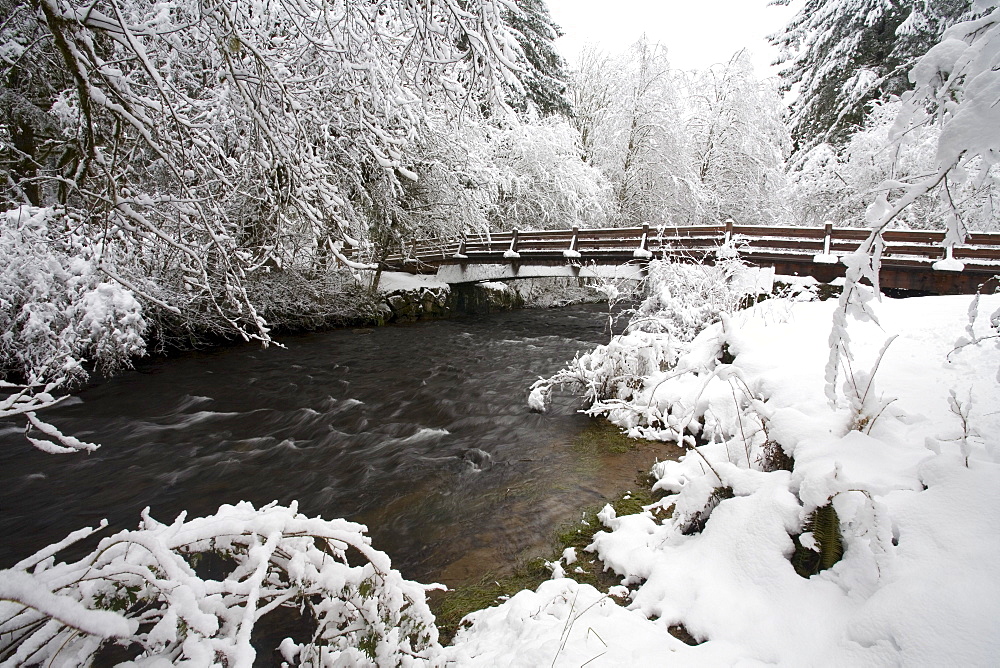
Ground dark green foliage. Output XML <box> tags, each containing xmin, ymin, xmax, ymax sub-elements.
<box><xmin>792</xmin><ymin>503</ymin><xmax>844</xmax><ymax>577</ymax></box>
<box><xmin>94</xmin><ymin>585</ymin><xmax>143</xmax><ymax>613</ymax></box>
<box><xmin>504</xmin><ymin>0</ymin><xmax>572</xmax><ymax>117</ymax></box>
<box><xmin>358</xmin><ymin>632</ymin><xmax>379</xmax><ymax>660</ymax></box>
<box><xmin>770</xmin><ymin>0</ymin><xmax>973</xmax><ymax>155</ymax></box>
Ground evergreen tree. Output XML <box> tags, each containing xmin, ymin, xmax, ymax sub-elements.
<box><xmin>504</xmin><ymin>0</ymin><xmax>573</xmax><ymax>116</ymax></box>
<box><xmin>770</xmin><ymin>0</ymin><xmax>973</xmax><ymax>156</ymax></box>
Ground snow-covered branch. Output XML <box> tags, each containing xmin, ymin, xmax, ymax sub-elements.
<box><xmin>0</xmin><ymin>502</ymin><xmax>443</xmax><ymax>666</ymax></box>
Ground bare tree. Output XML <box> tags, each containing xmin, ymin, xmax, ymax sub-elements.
<box><xmin>683</xmin><ymin>51</ymin><xmax>791</xmax><ymax>226</ymax></box>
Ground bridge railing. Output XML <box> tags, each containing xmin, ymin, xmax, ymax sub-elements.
<box><xmin>370</xmin><ymin>223</ymin><xmax>1000</xmax><ymax>273</ymax></box>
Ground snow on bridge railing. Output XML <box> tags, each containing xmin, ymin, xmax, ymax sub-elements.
<box><xmin>361</xmin><ymin>223</ymin><xmax>1000</xmax><ymax>274</ymax></box>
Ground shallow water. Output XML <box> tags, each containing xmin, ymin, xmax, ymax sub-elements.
<box><xmin>0</xmin><ymin>304</ymin><xmax>678</xmax><ymax>587</ymax></box>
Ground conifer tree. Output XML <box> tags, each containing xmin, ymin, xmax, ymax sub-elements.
<box><xmin>504</xmin><ymin>0</ymin><xmax>573</xmax><ymax>116</ymax></box>
<box><xmin>771</xmin><ymin>0</ymin><xmax>973</xmax><ymax>156</ymax></box>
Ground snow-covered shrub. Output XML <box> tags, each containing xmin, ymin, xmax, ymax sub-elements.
<box><xmin>0</xmin><ymin>206</ymin><xmax>147</xmax><ymax>451</ymax></box>
<box><xmin>528</xmin><ymin>329</ymin><xmax>676</xmax><ymax>412</ymax></box>
<box><xmin>630</xmin><ymin>253</ymin><xmax>754</xmax><ymax>339</ymax></box>
<box><xmin>0</xmin><ymin>206</ymin><xmax>146</xmax><ymax>386</ymax></box>
<box><xmin>0</xmin><ymin>502</ymin><xmax>442</xmax><ymax>667</ymax></box>
<box><xmin>529</xmin><ymin>252</ymin><xmax>759</xmax><ymax>416</ymax></box>
<box><xmin>491</xmin><ymin>116</ymin><xmax>612</xmax><ymax>230</ymax></box>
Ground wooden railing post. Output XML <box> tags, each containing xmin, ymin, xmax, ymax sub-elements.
<box><xmin>632</xmin><ymin>223</ymin><xmax>653</xmax><ymax>259</ymax></box>
<box><xmin>570</xmin><ymin>226</ymin><xmax>579</xmax><ymax>253</ymax></box>
<box><xmin>453</xmin><ymin>233</ymin><xmax>468</xmax><ymax>259</ymax></box>
<box><xmin>823</xmin><ymin>222</ymin><xmax>832</xmax><ymax>256</ymax></box>
<box><xmin>725</xmin><ymin>218</ymin><xmax>734</xmax><ymax>245</ymax></box>
<box><xmin>505</xmin><ymin>229</ymin><xmax>520</xmax><ymax>259</ymax></box>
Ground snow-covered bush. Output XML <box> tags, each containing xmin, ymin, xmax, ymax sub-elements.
<box><xmin>528</xmin><ymin>329</ymin><xmax>676</xmax><ymax>412</ymax></box>
<box><xmin>0</xmin><ymin>502</ymin><xmax>442</xmax><ymax>667</ymax></box>
<box><xmin>0</xmin><ymin>206</ymin><xmax>147</xmax><ymax>451</ymax></box>
<box><xmin>0</xmin><ymin>206</ymin><xmax>146</xmax><ymax>386</ymax></box>
<box><xmin>630</xmin><ymin>252</ymin><xmax>754</xmax><ymax>339</ymax></box>
<box><xmin>491</xmin><ymin>116</ymin><xmax>612</xmax><ymax>230</ymax></box>
<box><xmin>528</xmin><ymin>251</ymin><xmax>761</xmax><ymax>416</ymax></box>
<box><xmin>785</xmin><ymin>98</ymin><xmax>996</xmax><ymax>229</ymax></box>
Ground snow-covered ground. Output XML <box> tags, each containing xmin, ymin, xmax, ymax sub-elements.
<box><xmin>447</xmin><ymin>294</ymin><xmax>1000</xmax><ymax>666</ymax></box>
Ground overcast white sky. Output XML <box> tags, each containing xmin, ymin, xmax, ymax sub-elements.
<box><xmin>545</xmin><ymin>0</ymin><xmax>801</xmax><ymax>78</ymax></box>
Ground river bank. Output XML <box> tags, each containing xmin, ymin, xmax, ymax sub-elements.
<box><xmin>442</xmin><ymin>293</ymin><xmax>1000</xmax><ymax>665</ymax></box>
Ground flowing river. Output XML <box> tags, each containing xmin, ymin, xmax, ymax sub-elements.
<box><xmin>0</xmin><ymin>304</ymin><xmax>676</xmax><ymax>588</ymax></box>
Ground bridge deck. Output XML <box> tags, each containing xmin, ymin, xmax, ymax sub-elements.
<box><xmin>364</xmin><ymin>223</ymin><xmax>1000</xmax><ymax>294</ymax></box>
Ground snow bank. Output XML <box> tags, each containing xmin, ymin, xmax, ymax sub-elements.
<box><xmin>453</xmin><ymin>294</ymin><xmax>1000</xmax><ymax>665</ymax></box>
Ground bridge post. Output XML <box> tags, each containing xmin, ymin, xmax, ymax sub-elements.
<box><xmin>505</xmin><ymin>229</ymin><xmax>520</xmax><ymax>259</ymax></box>
<box><xmin>454</xmin><ymin>233</ymin><xmax>468</xmax><ymax>259</ymax></box>
<box><xmin>633</xmin><ymin>223</ymin><xmax>653</xmax><ymax>259</ymax></box>
<box><xmin>725</xmin><ymin>219</ymin><xmax>734</xmax><ymax>244</ymax></box>
<box><xmin>570</xmin><ymin>226</ymin><xmax>579</xmax><ymax>253</ymax></box>
<box><xmin>823</xmin><ymin>222</ymin><xmax>832</xmax><ymax>256</ymax></box>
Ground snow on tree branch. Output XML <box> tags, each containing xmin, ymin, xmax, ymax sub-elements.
<box><xmin>0</xmin><ymin>502</ymin><xmax>443</xmax><ymax>666</ymax></box>
<box><xmin>825</xmin><ymin>2</ymin><xmax>1000</xmax><ymax>402</ymax></box>
<box><xmin>2</xmin><ymin>0</ymin><xmax>526</xmax><ymax>344</ymax></box>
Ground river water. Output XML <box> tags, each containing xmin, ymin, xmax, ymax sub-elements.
<box><xmin>0</xmin><ymin>304</ymin><xmax>677</xmax><ymax>587</ymax></box>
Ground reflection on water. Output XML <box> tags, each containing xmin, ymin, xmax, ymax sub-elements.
<box><xmin>0</xmin><ymin>304</ymin><xmax>680</xmax><ymax>587</ymax></box>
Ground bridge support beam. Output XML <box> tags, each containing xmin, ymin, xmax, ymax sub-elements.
<box><xmin>435</xmin><ymin>262</ymin><xmax>647</xmax><ymax>285</ymax></box>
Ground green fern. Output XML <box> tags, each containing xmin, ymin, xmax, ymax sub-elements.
<box><xmin>792</xmin><ymin>502</ymin><xmax>843</xmax><ymax>577</ymax></box>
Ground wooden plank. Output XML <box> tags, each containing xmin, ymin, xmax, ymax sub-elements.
<box><xmin>741</xmin><ymin>238</ymin><xmax>826</xmax><ymax>251</ymax></box>
<box><xmin>656</xmin><ymin>225</ymin><xmax>727</xmax><ymax>237</ymax></box>
<box><xmin>576</xmin><ymin>227</ymin><xmax>644</xmax><ymax>240</ymax></box>
<box><xmin>649</xmin><ymin>240</ymin><xmax>722</xmax><ymax>251</ymax></box>
<box><xmin>829</xmin><ymin>242</ymin><xmax>864</xmax><ymax>253</ymax></box>
<box><xmin>883</xmin><ymin>230</ymin><xmax>946</xmax><ymax>243</ymax></box>
<box><xmin>882</xmin><ymin>244</ymin><xmax>943</xmax><ymax>258</ymax></box>
<box><xmin>575</xmin><ymin>238</ymin><xmax>645</xmax><ymax>250</ymax></box>
<box><xmin>966</xmin><ymin>232</ymin><xmax>1000</xmax><ymax>246</ymax></box>
<box><xmin>954</xmin><ymin>247</ymin><xmax>1000</xmax><ymax>261</ymax></box>
<box><xmin>516</xmin><ymin>229</ymin><xmax>576</xmax><ymax>241</ymax></box>
<box><xmin>733</xmin><ymin>225</ymin><xmax>825</xmax><ymax>239</ymax></box>
<box><xmin>830</xmin><ymin>228</ymin><xmax>871</xmax><ymax>241</ymax></box>
<box><xmin>513</xmin><ymin>239</ymin><xmax>580</xmax><ymax>251</ymax></box>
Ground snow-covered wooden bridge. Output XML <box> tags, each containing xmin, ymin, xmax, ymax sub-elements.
<box><xmin>375</xmin><ymin>222</ymin><xmax>1000</xmax><ymax>294</ymax></box>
